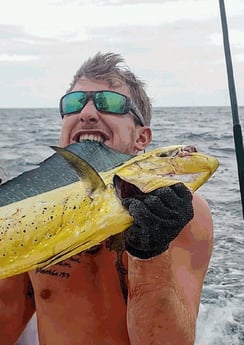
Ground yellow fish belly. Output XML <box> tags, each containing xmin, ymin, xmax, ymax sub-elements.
<box><xmin>0</xmin><ymin>145</ymin><xmax>219</xmax><ymax>279</ymax></box>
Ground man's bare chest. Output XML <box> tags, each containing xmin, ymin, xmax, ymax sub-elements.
<box><xmin>28</xmin><ymin>244</ymin><xmax>128</xmax><ymax>304</ymax></box>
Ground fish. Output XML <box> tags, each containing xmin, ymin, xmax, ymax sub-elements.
<box><xmin>0</xmin><ymin>143</ymin><xmax>219</xmax><ymax>279</ymax></box>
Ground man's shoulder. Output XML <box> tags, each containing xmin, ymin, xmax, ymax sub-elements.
<box><xmin>177</xmin><ymin>192</ymin><xmax>213</xmax><ymax>243</ymax></box>
<box><xmin>167</xmin><ymin>192</ymin><xmax>213</xmax><ymax>306</ymax></box>
<box><xmin>171</xmin><ymin>191</ymin><xmax>213</xmax><ymax>269</ymax></box>
<box><xmin>191</xmin><ymin>192</ymin><xmax>213</xmax><ymax>240</ymax></box>
<box><xmin>168</xmin><ymin>192</ymin><xmax>214</xmax><ymax>315</ymax></box>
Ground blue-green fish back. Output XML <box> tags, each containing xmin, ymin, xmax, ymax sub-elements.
<box><xmin>0</xmin><ymin>141</ymin><xmax>132</xmax><ymax>206</ymax></box>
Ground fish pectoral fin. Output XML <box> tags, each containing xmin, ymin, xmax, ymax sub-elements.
<box><xmin>51</xmin><ymin>146</ymin><xmax>105</xmax><ymax>190</ymax></box>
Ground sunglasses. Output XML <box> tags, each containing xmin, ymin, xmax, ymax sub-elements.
<box><xmin>59</xmin><ymin>90</ymin><xmax>145</xmax><ymax>126</ymax></box>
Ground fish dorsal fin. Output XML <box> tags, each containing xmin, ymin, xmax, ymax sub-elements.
<box><xmin>51</xmin><ymin>146</ymin><xmax>105</xmax><ymax>190</ymax></box>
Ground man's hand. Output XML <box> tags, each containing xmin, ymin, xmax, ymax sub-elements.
<box><xmin>122</xmin><ymin>183</ymin><xmax>194</xmax><ymax>259</ymax></box>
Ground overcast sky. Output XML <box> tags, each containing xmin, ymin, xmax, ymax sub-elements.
<box><xmin>0</xmin><ymin>0</ymin><xmax>243</xmax><ymax>108</ymax></box>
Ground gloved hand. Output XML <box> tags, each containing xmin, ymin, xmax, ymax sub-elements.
<box><xmin>122</xmin><ymin>182</ymin><xmax>194</xmax><ymax>259</ymax></box>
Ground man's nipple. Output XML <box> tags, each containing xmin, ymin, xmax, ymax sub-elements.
<box><xmin>40</xmin><ymin>289</ymin><xmax>52</xmax><ymax>299</ymax></box>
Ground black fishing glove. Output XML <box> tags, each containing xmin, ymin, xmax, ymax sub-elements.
<box><xmin>122</xmin><ymin>183</ymin><xmax>194</xmax><ymax>259</ymax></box>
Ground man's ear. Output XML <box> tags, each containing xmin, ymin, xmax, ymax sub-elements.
<box><xmin>134</xmin><ymin>127</ymin><xmax>152</xmax><ymax>152</ymax></box>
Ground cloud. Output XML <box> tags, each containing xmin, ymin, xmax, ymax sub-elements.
<box><xmin>0</xmin><ymin>0</ymin><xmax>243</xmax><ymax>107</ymax></box>
<box><xmin>0</xmin><ymin>54</ymin><xmax>39</xmax><ymax>62</ymax></box>
<box><xmin>0</xmin><ymin>1</ymin><xmax>224</xmax><ymax>39</ymax></box>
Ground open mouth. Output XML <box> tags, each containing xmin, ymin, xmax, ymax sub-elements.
<box><xmin>78</xmin><ymin>134</ymin><xmax>105</xmax><ymax>143</ymax></box>
<box><xmin>73</xmin><ymin>131</ymin><xmax>109</xmax><ymax>144</ymax></box>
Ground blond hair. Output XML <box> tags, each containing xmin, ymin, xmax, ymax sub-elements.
<box><xmin>67</xmin><ymin>52</ymin><xmax>152</xmax><ymax>126</ymax></box>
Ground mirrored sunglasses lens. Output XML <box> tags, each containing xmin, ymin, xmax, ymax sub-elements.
<box><xmin>95</xmin><ymin>92</ymin><xmax>127</xmax><ymax>114</ymax></box>
<box><xmin>62</xmin><ymin>92</ymin><xmax>86</xmax><ymax>114</ymax></box>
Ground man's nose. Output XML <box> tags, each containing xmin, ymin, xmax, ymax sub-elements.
<box><xmin>78</xmin><ymin>100</ymin><xmax>100</xmax><ymax>124</ymax></box>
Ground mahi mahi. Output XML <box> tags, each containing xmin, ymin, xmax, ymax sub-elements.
<box><xmin>0</xmin><ymin>143</ymin><xmax>219</xmax><ymax>279</ymax></box>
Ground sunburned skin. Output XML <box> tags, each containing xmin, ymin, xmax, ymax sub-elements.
<box><xmin>25</xmin><ymin>191</ymin><xmax>211</xmax><ymax>345</ymax></box>
<box><xmin>28</xmin><ymin>243</ymin><xmax>131</xmax><ymax>345</ymax></box>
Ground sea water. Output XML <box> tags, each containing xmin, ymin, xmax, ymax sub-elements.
<box><xmin>0</xmin><ymin>107</ymin><xmax>243</xmax><ymax>345</ymax></box>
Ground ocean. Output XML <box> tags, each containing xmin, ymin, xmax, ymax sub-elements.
<box><xmin>0</xmin><ymin>107</ymin><xmax>244</xmax><ymax>345</ymax></box>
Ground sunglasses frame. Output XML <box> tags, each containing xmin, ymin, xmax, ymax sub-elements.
<box><xmin>59</xmin><ymin>90</ymin><xmax>145</xmax><ymax>126</ymax></box>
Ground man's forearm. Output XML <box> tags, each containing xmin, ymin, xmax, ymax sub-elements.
<box><xmin>127</xmin><ymin>252</ymin><xmax>196</xmax><ymax>345</ymax></box>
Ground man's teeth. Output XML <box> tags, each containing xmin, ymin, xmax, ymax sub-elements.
<box><xmin>78</xmin><ymin>134</ymin><xmax>104</xmax><ymax>143</ymax></box>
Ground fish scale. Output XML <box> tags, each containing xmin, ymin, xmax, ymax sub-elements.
<box><xmin>0</xmin><ymin>143</ymin><xmax>219</xmax><ymax>279</ymax></box>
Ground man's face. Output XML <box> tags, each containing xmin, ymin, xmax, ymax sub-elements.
<box><xmin>59</xmin><ymin>78</ymin><xmax>151</xmax><ymax>155</ymax></box>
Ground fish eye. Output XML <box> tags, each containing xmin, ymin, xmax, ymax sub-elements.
<box><xmin>158</xmin><ymin>152</ymin><xmax>169</xmax><ymax>157</ymax></box>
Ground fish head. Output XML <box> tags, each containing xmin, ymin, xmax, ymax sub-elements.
<box><xmin>113</xmin><ymin>145</ymin><xmax>219</xmax><ymax>196</ymax></box>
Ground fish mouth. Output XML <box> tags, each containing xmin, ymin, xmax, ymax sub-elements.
<box><xmin>178</xmin><ymin>145</ymin><xmax>198</xmax><ymax>156</ymax></box>
<box><xmin>159</xmin><ymin>145</ymin><xmax>198</xmax><ymax>158</ymax></box>
<box><xmin>72</xmin><ymin>131</ymin><xmax>109</xmax><ymax>144</ymax></box>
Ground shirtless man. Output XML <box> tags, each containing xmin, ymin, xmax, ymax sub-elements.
<box><xmin>0</xmin><ymin>52</ymin><xmax>213</xmax><ymax>345</ymax></box>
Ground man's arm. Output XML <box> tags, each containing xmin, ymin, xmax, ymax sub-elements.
<box><xmin>126</xmin><ymin>193</ymin><xmax>213</xmax><ymax>345</ymax></box>
<box><xmin>0</xmin><ymin>273</ymin><xmax>36</xmax><ymax>345</ymax></box>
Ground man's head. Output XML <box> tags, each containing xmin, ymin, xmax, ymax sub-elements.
<box><xmin>67</xmin><ymin>52</ymin><xmax>152</xmax><ymax>126</ymax></box>
<box><xmin>59</xmin><ymin>52</ymin><xmax>152</xmax><ymax>155</ymax></box>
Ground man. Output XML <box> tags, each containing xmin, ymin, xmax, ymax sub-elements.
<box><xmin>0</xmin><ymin>52</ymin><xmax>213</xmax><ymax>345</ymax></box>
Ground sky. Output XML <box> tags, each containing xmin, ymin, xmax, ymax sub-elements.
<box><xmin>0</xmin><ymin>0</ymin><xmax>244</xmax><ymax>108</ymax></box>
